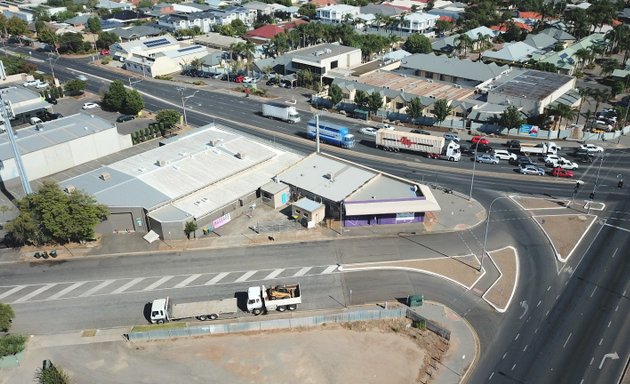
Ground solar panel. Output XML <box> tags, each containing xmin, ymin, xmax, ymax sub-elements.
<box><xmin>178</xmin><ymin>45</ymin><xmax>201</xmax><ymax>53</ymax></box>
<box><xmin>559</xmin><ymin>53</ymin><xmax>568</xmax><ymax>59</ymax></box>
<box><xmin>143</xmin><ymin>38</ymin><xmax>170</xmax><ymax>48</ymax></box>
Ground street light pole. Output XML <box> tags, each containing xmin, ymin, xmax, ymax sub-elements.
<box><xmin>177</xmin><ymin>88</ymin><xmax>198</xmax><ymax>126</ymax></box>
<box><xmin>481</xmin><ymin>195</ymin><xmax>509</xmax><ymax>272</ymax></box>
<box><xmin>468</xmin><ymin>136</ymin><xmax>486</xmax><ymax>201</ymax></box>
<box><xmin>47</xmin><ymin>53</ymin><xmax>59</xmax><ymax>85</ymax></box>
<box><xmin>588</xmin><ymin>153</ymin><xmax>607</xmax><ymax>214</ymax></box>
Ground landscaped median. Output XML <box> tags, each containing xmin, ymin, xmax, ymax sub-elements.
<box><xmin>482</xmin><ymin>246</ymin><xmax>519</xmax><ymax>313</ymax></box>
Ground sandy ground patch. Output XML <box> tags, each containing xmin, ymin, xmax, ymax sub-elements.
<box><xmin>512</xmin><ymin>196</ymin><xmax>568</xmax><ymax>210</ymax></box>
<box><xmin>483</xmin><ymin>247</ymin><xmax>518</xmax><ymax>312</ymax></box>
<box><xmin>533</xmin><ymin>214</ymin><xmax>597</xmax><ymax>261</ymax></box>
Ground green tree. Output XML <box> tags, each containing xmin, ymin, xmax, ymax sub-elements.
<box><xmin>407</xmin><ymin>97</ymin><xmax>424</xmax><ymax>124</ymax></box>
<box><xmin>531</xmin><ymin>62</ymin><xmax>558</xmax><ymax>73</ymax></box>
<box><xmin>298</xmin><ymin>3</ymin><xmax>316</xmax><ymax>19</ymax></box>
<box><xmin>35</xmin><ymin>364</ymin><xmax>72</xmax><ymax>384</ymax></box>
<box><xmin>354</xmin><ymin>90</ymin><xmax>368</xmax><ymax>109</ymax></box>
<box><xmin>432</xmin><ymin>99</ymin><xmax>452</xmax><ymax>126</ymax></box>
<box><xmin>184</xmin><ymin>220</ymin><xmax>197</xmax><ymax>239</ymax></box>
<box><xmin>328</xmin><ymin>83</ymin><xmax>343</xmax><ymax>106</ymax></box>
<box><xmin>102</xmin><ymin>80</ymin><xmax>127</xmax><ymax>112</ymax></box>
<box><xmin>122</xmin><ymin>90</ymin><xmax>144</xmax><ymax>115</ymax></box>
<box><xmin>6</xmin><ymin>17</ymin><xmax>28</xmax><ymax>36</ymax></box>
<box><xmin>403</xmin><ymin>34</ymin><xmax>432</xmax><ymax>54</ymax></box>
<box><xmin>500</xmin><ymin>105</ymin><xmax>524</xmax><ymax>135</ymax></box>
<box><xmin>96</xmin><ymin>31</ymin><xmax>118</xmax><ymax>49</ymax></box>
<box><xmin>435</xmin><ymin>19</ymin><xmax>453</xmax><ymax>34</ymax></box>
<box><xmin>64</xmin><ymin>79</ymin><xmax>86</xmax><ymax>96</ymax></box>
<box><xmin>87</xmin><ymin>16</ymin><xmax>102</xmax><ymax>34</ymax></box>
<box><xmin>156</xmin><ymin>109</ymin><xmax>181</xmax><ymax>128</ymax></box>
<box><xmin>611</xmin><ymin>81</ymin><xmax>624</xmax><ymax>99</ymax></box>
<box><xmin>230</xmin><ymin>19</ymin><xmax>247</xmax><ymax>36</ymax></box>
<box><xmin>547</xmin><ymin>104</ymin><xmax>576</xmax><ymax>130</ymax></box>
<box><xmin>58</xmin><ymin>32</ymin><xmax>87</xmax><ymax>54</ymax></box>
<box><xmin>53</xmin><ymin>10</ymin><xmax>77</xmax><ymax>22</ymax></box>
<box><xmin>0</xmin><ymin>303</ymin><xmax>14</xmax><ymax>332</ymax></box>
<box><xmin>367</xmin><ymin>91</ymin><xmax>383</xmax><ymax>114</ymax></box>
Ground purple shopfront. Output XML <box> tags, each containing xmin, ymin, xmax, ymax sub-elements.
<box><xmin>342</xmin><ymin>198</ymin><xmax>426</xmax><ymax>227</ymax></box>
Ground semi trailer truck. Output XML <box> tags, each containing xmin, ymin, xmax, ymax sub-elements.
<box><xmin>261</xmin><ymin>102</ymin><xmax>301</xmax><ymax>123</ymax></box>
<box><xmin>375</xmin><ymin>130</ymin><xmax>461</xmax><ymax>161</ymax></box>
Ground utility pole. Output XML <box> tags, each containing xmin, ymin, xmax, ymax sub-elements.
<box><xmin>47</xmin><ymin>53</ymin><xmax>59</xmax><ymax>86</ymax></box>
<box><xmin>177</xmin><ymin>87</ymin><xmax>199</xmax><ymax>126</ymax></box>
<box><xmin>315</xmin><ymin>114</ymin><xmax>320</xmax><ymax>153</ymax></box>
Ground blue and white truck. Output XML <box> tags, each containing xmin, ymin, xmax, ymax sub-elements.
<box><xmin>307</xmin><ymin>119</ymin><xmax>355</xmax><ymax>149</ymax></box>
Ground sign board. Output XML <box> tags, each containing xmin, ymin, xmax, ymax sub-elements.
<box><xmin>212</xmin><ymin>213</ymin><xmax>231</xmax><ymax>229</ymax></box>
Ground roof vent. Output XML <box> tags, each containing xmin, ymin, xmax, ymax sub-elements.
<box><xmin>157</xmin><ymin>160</ymin><xmax>168</xmax><ymax>166</ymax></box>
<box><xmin>99</xmin><ymin>172</ymin><xmax>111</xmax><ymax>181</ymax></box>
<box><xmin>65</xmin><ymin>185</ymin><xmax>76</xmax><ymax>193</ymax></box>
<box><xmin>235</xmin><ymin>152</ymin><xmax>245</xmax><ymax>159</ymax></box>
<box><xmin>208</xmin><ymin>139</ymin><xmax>221</xmax><ymax>147</ymax></box>
<box><xmin>325</xmin><ymin>171</ymin><xmax>335</xmax><ymax>181</ymax></box>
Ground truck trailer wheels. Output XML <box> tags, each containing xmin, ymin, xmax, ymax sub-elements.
<box><xmin>252</xmin><ymin>308</ymin><xmax>262</xmax><ymax>315</ymax></box>
<box><xmin>277</xmin><ymin>306</ymin><xmax>286</xmax><ymax>312</ymax></box>
<box><xmin>287</xmin><ymin>305</ymin><xmax>297</xmax><ymax>311</ymax></box>
<box><xmin>197</xmin><ymin>315</ymin><xmax>207</xmax><ymax>321</ymax></box>
<box><xmin>209</xmin><ymin>314</ymin><xmax>218</xmax><ymax>320</ymax></box>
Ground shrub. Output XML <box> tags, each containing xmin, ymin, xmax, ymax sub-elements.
<box><xmin>101</xmin><ymin>56</ymin><xmax>111</xmax><ymax>65</ymax></box>
<box><xmin>0</xmin><ymin>335</ymin><xmax>27</xmax><ymax>357</ymax></box>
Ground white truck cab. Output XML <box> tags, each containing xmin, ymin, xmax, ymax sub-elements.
<box><xmin>247</xmin><ymin>286</ymin><xmax>263</xmax><ymax>314</ymax></box>
<box><xmin>150</xmin><ymin>297</ymin><xmax>169</xmax><ymax>323</ymax></box>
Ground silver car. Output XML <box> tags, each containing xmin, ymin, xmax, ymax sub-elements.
<box><xmin>519</xmin><ymin>164</ymin><xmax>545</xmax><ymax>175</ymax></box>
<box><xmin>475</xmin><ymin>154</ymin><xmax>499</xmax><ymax>164</ymax></box>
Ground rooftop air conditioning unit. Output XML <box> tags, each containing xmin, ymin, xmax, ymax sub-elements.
<box><xmin>325</xmin><ymin>172</ymin><xmax>335</xmax><ymax>181</ymax></box>
<box><xmin>65</xmin><ymin>185</ymin><xmax>76</xmax><ymax>193</ymax></box>
<box><xmin>99</xmin><ymin>172</ymin><xmax>111</xmax><ymax>181</ymax></box>
<box><xmin>209</xmin><ymin>139</ymin><xmax>221</xmax><ymax>147</ymax></box>
<box><xmin>235</xmin><ymin>152</ymin><xmax>245</xmax><ymax>159</ymax></box>
<box><xmin>158</xmin><ymin>160</ymin><xmax>167</xmax><ymax>166</ymax></box>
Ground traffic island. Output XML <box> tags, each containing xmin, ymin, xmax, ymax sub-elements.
<box><xmin>481</xmin><ymin>246</ymin><xmax>519</xmax><ymax>313</ymax></box>
<box><xmin>532</xmin><ymin>214</ymin><xmax>598</xmax><ymax>262</ymax></box>
<box><xmin>511</xmin><ymin>196</ymin><xmax>570</xmax><ymax>210</ymax></box>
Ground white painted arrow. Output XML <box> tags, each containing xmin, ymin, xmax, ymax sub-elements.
<box><xmin>599</xmin><ymin>352</ymin><xmax>619</xmax><ymax>369</ymax></box>
<box><xmin>519</xmin><ymin>300</ymin><xmax>528</xmax><ymax>319</ymax></box>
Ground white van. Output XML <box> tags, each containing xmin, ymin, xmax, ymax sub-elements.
<box><xmin>493</xmin><ymin>149</ymin><xmax>517</xmax><ymax>161</ymax></box>
<box><xmin>29</xmin><ymin>117</ymin><xmax>43</xmax><ymax>125</ymax></box>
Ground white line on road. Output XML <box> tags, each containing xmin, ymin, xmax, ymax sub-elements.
<box><xmin>590</xmin><ymin>357</ymin><xmax>594</xmax><ymax>365</ymax></box>
<box><xmin>0</xmin><ymin>286</ymin><xmax>26</xmax><ymax>300</ymax></box>
<box><xmin>580</xmin><ymin>379</ymin><xmax>585</xmax><ymax>384</ymax></box>
<box><xmin>234</xmin><ymin>270</ymin><xmax>257</xmax><ymax>283</ymax></box>
<box><xmin>615</xmin><ymin>304</ymin><xmax>619</xmax><ymax>312</ymax></box>
<box><xmin>502</xmin><ymin>352</ymin><xmax>507</xmax><ymax>360</ymax></box>
<box><xmin>608</xmin><ymin>321</ymin><xmax>612</xmax><ymax>328</ymax></box>
<box><xmin>205</xmin><ymin>272</ymin><xmax>229</xmax><ymax>285</ymax></box>
<box><xmin>321</xmin><ymin>265</ymin><xmax>338</xmax><ymax>274</ymax></box>
<box><xmin>537</xmin><ymin>300</ymin><xmax>542</xmax><ymax>308</ymax></box>
<box><xmin>523</xmin><ymin>345</ymin><xmax>528</xmax><ymax>352</ymax></box>
<box><xmin>534</xmin><ymin>328</ymin><xmax>538</xmax><ymax>334</ymax></box>
<box><xmin>611</xmin><ymin>248</ymin><xmax>618</xmax><ymax>259</ymax></box>
<box><xmin>48</xmin><ymin>282</ymin><xmax>87</xmax><ymax>300</ymax></box>
<box><xmin>293</xmin><ymin>267</ymin><xmax>311</xmax><ymax>277</ymax></box>
<box><xmin>547</xmin><ymin>286</ymin><xmax>551</xmax><ymax>292</ymax></box>
<box><xmin>511</xmin><ymin>364</ymin><xmax>516</xmax><ymax>371</ymax></box>
<box><xmin>489</xmin><ymin>372</ymin><xmax>494</xmax><ymax>381</ymax></box>
<box><xmin>174</xmin><ymin>274</ymin><xmax>201</xmax><ymax>288</ymax></box>
<box><xmin>79</xmin><ymin>280</ymin><xmax>115</xmax><ymax>297</ymax></box>
<box><xmin>599</xmin><ymin>338</ymin><xmax>603</xmax><ymax>345</ymax></box>
<box><xmin>143</xmin><ymin>276</ymin><xmax>174</xmax><ymax>291</ymax></box>
<box><xmin>563</xmin><ymin>333</ymin><xmax>572</xmax><ymax>349</ymax></box>
<box><xmin>545</xmin><ymin>310</ymin><xmax>550</xmax><ymax>317</ymax></box>
<box><xmin>12</xmin><ymin>284</ymin><xmax>57</xmax><ymax>303</ymax></box>
<box><xmin>514</xmin><ymin>333</ymin><xmax>520</xmax><ymax>341</ymax></box>
<box><xmin>111</xmin><ymin>278</ymin><xmax>145</xmax><ymax>294</ymax></box>
<box><xmin>264</xmin><ymin>269</ymin><xmax>284</xmax><ymax>280</ymax></box>
<box><xmin>590</xmin><ymin>286</ymin><xmax>598</xmax><ymax>297</ymax></box>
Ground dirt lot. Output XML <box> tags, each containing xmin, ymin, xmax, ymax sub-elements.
<box><xmin>11</xmin><ymin>319</ymin><xmax>446</xmax><ymax>384</ymax></box>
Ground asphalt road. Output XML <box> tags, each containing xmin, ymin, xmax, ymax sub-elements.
<box><xmin>4</xmin><ymin>46</ymin><xmax>629</xmax><ymax>383</ymax></box>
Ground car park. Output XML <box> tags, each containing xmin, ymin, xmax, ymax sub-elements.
<box><xmin>360</xmin><ymin>127</ymin><xmax>378</xmax><ymax>137</ymax></box>
<box><xmin>82</xmin><ymin>102</ymin><xmax>99</xmax><ymax>110</ymax></box>
<box><xmin>471</xmin><ymin>136</ymin><xmax>489</xmax><ymax>145</ymax></box>
<box><xmin>443</xmin><ymin>133</ymin><xmax>459</xmax><ymax>142</ymax></box>
<box><xmin>493</xmin><ymin>149</ymin><xmax>517</xmax><ymax>161</ymax></box>
<box><xmin>579</xmin><ymin>143</ymin><xmax>604</xmax><ymax>153</ymax></box>
<box><xmin>551</xmin><ymin>167</ymin><xmax>574</xmax><ymax>178</ymax></box>
<box><xmin>116</xmin><ymin>115</ymin><xmax>136</xmax><ymax>123</ymax></box>
<box><xmin>475</xmin><ymin>154</ymin><xmax>499</xmax><ymax>164</ymax></box>
<box><xmin>519</xmin><ymin>164</ymin><xmax>545</xmax><ymax>175</ymax></box>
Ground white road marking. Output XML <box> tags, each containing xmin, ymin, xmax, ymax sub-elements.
<box><xmin>511</xmin><ymin>364</ymin><xmax>516</xmax><ymax>371</ymax></box>
<box><xmin>537</xmin><ymin>300</ymin><xmax>542</xmax><ymax>308</ymax></box>
<box><xmin>615</xmin><ymin>304</ymin><xmax>619</xmax><ymax>312</ymax></box>
<box><xmin>547</xmin><ymin>286</ymin><xmax>551</xmax><ymax>292</ymax></box>
<box><xmin>590</xmin><ymin>357</ymin><xmax>594</xmax><ymax>365</ymax></box>
<box><xmin>48</xmin><ymin>282</ymin><xmax>87</xmax><ymax>300</ymax></box>
<box><xmin>293</xmin><ymin>267</ymin><xmax>311</xmax><ymax>277</ymax></box>
<box><xmin>111</xmin><ymin>278</ymin><xmax>144</xmax><ymax>294</ymax></box>
<box><xmin>563</xmin><ymin>333</ymin><xmax>572</xmax><ymax>349</ymax></box>
<box><xmin>12</xmin><ymin>284</ymin><xmax>57</xmax><ymax>303</ymax></box>
<box><xmin>143</xmin><ymin>276</ymin><xmax>174</xmax><ymax>291</ymax></box>
<box><xmin>173</xmin><ymin>274</ymin><xmax>201</xmax><ymax>288</ymax></box>
<box><xmin>0</xmin><ymin>286</ymin><xmax>26</xmax><ymax>300</ymax></box>
<box><xmin>235</xmin><ymin>270</ymin><xmax>257</xmax><ymax>283</ymax></box>
<box><xmin>79</xmin><ymin>280</ymin><xmax>115</xmax><ymax>297</ymax></box>
<box><xmin>599</xmin><ymin>338</ymin><xmax>603</xmax><ymax>346</ymax></box>
<box><xmin>611</xmin><ymin>248</ymin><xmax>618</xmax><ymax>259</ymax></box>
<box><xmin>502</xmin><ymin>352</ymin><xmax>507</xmax><ymax>360</ymax></box>
<box><xmin>523</xmin><ymin>345</ymin><xmax>528</xmax><ymax>352</ymax></box>
<box><xmin>608</xmin><ymin>321</ymin><xmax>612</xmax><ymax>328</ymax></box>
<box><xmin>489</xmin><ymin>372</ymin><xmax>495</xmax><ymax>381</ymax></box>
<box><xmin>321</xmin><ymin>265</ymin><xmax>338</xmax><ymax>274</ymax></box>
<box><xmin>534</xmin><ymin>328</ymin><xmax>538</xmax><ymax>334</ymax></box>
<box><xmin>590</xmin><ymin>286</ymin><xmax>598</xmax><ymax>297</ymax></box>
<box><xmin>514</xmin><ymin>333</ymin><xmax>520</xmax><ymax>341</ymax></box>
<box><xmin>205</xmin><ymin>272</ymin><xmax>229</xmax><ymax>285</ymax></box>
<box><xmin>264</xmin><ymin>269</ymin><xmax>284</xmax><ymax>280</ymax></box>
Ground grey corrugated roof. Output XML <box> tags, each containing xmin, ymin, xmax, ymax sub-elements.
<box><xmin>522</xmin><ymin>33</ymin><xmax>557</xmax><ymax>49</ymax></box>
<box><xmin>491</xmin><ymin>69</ymin><xmax>573</xmax><ymax>101</ymax></box>
<box><xmin>549</xmin><ymin>88</ymin><xmax>580</xmax><ymax>107</ymax></box>
<box><xmin>359</xmin><ymin>4</ymin><xmax>403</xmax><ymax>16</ymax></box>
<box><xmin>400</xmin><ymin>53</ymin><xmax>509</xmax><ymax>82</ymax></box>
<box><xmin>467</xmin><ymin>102</ymin><xmax>528</xmax><ymax>121</ymax></box>
<box><xmin>540</xmin><ymin>27</ymin><xmax>575</xmax><ymax>41</ymax></box>
<box><xmin>482</xmin><ymin>41</ymin><xmax>538</xmax><ymax>63</ymax></box>
<box><xmin>0</xmin><ymin>113</ymin><xmax>116</xmax><ymax>161</ymax></box>
<box><xmin>112</xmin><ymin>25</ymin><xmax>162</xmax><ymax>39</ymax></box>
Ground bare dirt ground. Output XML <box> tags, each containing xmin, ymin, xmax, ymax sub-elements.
<box><xmin>533</xmin><ymin>214</ymin><xmax>596</xmax><ymax>259</ymax></box>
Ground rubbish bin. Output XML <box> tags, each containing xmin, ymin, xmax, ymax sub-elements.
<box><xmin>408</xmin><ymin>294</ymin><xmax>423</xmax><ymax>307</ymax></box>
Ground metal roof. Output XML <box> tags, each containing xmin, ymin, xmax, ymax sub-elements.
<box><xmin>489</xmin><ymin>69</ymin><xmax>574</xmax><ymax>101</ymax></box>
<box><xmin>0</xmin><ymin>113</ymin><xmax>116</xmax><ymax>161</ymax></box>
<box><xmin>400</xmin><ymin>53</ymin><xmax>509</xmax><ymax>83</ymax></box>
<box><xmin>288</xmin><ymin>43</ymin><xmax>360</xmax><ymax>65</ymax></box>
<box><xmin>482</xmin><ymin>41</ymin><xmax>539</xmax><ymax>63</ymax></box>
<box><xmin>293</xmin><ymin>197</ymin><xmax>323</xmax><ymax>212</ymax></box>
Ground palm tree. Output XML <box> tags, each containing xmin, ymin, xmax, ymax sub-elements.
<box><xmin>455</xmin><ymin>34</ymin><xmax>473</xmax><ymax>57</ymax></box>
<box><xmin>600</xmin><ymin>59</ymin><xmax>619</xmax><ymax>77</ymax></box>
<box><xmin>576</xmin><ymin>87</ymin><xmax>592</xmax><ymax>124</ymax></box>
<box><xmin>548</xmin><ymin>104</ymin><xmax>576</xmax><ymax>130</ymax></box>
<box><xmin>574</xmin><ymin>48</ymin><xmax>592</xmax><ymax>71</ymax></box>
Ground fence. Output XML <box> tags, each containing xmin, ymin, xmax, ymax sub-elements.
<box><xmin>406</xmin><ymin>308</ymin><xmax>451</xmax><ymax>341</ymax></box>
<box><xmin>127</xmin><ymin>308</ymin><xmax>408</xmax><ymax>342</ymax></box>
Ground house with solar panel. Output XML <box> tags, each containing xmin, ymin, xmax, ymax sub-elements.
<box><xmin>109</xmin><ymin>34</ymin><xmax>209</xmax><ymax>77</ymax></box>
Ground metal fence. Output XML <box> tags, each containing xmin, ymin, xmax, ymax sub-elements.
<box><xmin>127</xmin><ymin>308</ymin><xmax>407</xmax><ymax>342</ymax></box>
<box><xmin>406</xmin><ymin>308</ymin><xmax>451</xmax><ymax>341</ymax></box>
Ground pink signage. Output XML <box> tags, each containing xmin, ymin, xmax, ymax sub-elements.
<box><xmin>212</xmin><ymin>213</ymin><xmax>232</xmax><ymax>229</ymax></box>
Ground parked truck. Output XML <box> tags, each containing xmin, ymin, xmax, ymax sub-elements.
<box><xmin>247</xmin><ymin>283</ymin><xmax>302</xmax><ymax>315</ymax></box>
<box><xmin>375</xmin><ymin>130</ymin><xmax>461</xmax><ymax>161</ymax></box>
<box><xmin>307</xmin><ymin>119</ymin><xmax>355</xmax><ymax>148</ymax></box>
<box><xmin>150</xmin><ymin>296</ymin><xmax>238</xmax><ymax>323</ymax></box>
<box><xmin>262</xmin><ymin>102</ymin><xmax>301</xmax><ymax>123</ymax></box>
<box><xmin>519</xmin><ymin>141</ymin><xmax>560</xmax><ymax>155</ymax></box>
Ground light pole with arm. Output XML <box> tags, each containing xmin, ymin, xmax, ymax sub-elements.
<box><xmin>468</xmin><ymin>136</ymin><xmax>487</xmax><ymax>201</ymax></box>
<box><xmin>481</xmin><ymin>195</ymin><xmax>510</xmax><ymax>272</ymax></box>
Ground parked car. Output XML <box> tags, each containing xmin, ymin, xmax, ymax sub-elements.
<box><xmin>505</xmin><ymin>139</ymin><xmax>521</xmax><ymax>148</ymax></box>
<box><xmin>475</xmin><ymin>154</ymin><xmax>499</xmax><ymax>164</ymax></box>
<box><xmin>579</xmin><ymin>143</ymin><xmax>604</xmax><ymax>153</ymax></box>
<box><xmin>376</xmin><ymin>123</ymin><xmax>394</xmax><ymax>130</ymax></box>
<box><xmin>234</xmin><ymin>75</ymin><xmax>245</xmax><ymax>83</ymax></box>
<box><xmin>511</xmin><ymin>155</ymin><xmax>536</xmax><ymax>166</ymax></box>
<box><xmin>360</xmin><ymin>127</ymin><xmax>378</xmax><ymax>137</ymax></box>
<box><xmin>45</xmin><ymin>97</ymin><xmax>57</xmax><ymax>105</ymax></box>
<box><xmin>266</xmin><ymin>78</ymin><xmax>279</xmax><ymax>86</ymax></box>
<box><xmin>493</xmin><ymin>149</ymin><xmax>517</xmax><ymax>161</ymax></box>
<box><xmin>242</xmin><ymin>76</ymin><xmax>254</xmax><ymax>83</ymax></box>
<box><xmin>100</xmin><ymin>49</ymin><xmax>109</xmax><ymax>55</ymax></box>
<box><xmin>82</xmin><ymin>102</ymin><xmax>99</xmax><ymax>110</ymax></box>
<box><xmin>116</xmin><ymin>115</ymin><xmax>136</xmax><ymax>123</ymax></box>
<box><xmin>29</xmin><ymin>117</ymin><xmax>43</xmax><ymax>125</ymax></box>
<box><xmin>411</xmin><ymin>129</ymin><xmax>431</xmax><ymax>135</ymax></box>
<box><xmin>551</xmin><ymin>167</ymin><xmax>574</xmax><ymax>178</ymax></box>
<box><xmin>471</xmin><ymin>136</ymin><xmax>489</xmax><ymax>145</ymax></box>
<box><xmin>211</xmin><ymin>73</ymin><xmax>223</xmax><ymax>79</ymax></box>
<box><xmin>23</xmin><ymin>79</ymin><xmax>42</xmax><ymax>87</ymax></box>
<box><xmin>519</xmin><ymin>164</ymin><xmax>545</xmax><ymax>175</ymax></box>
<box><xmin>443</xmin><ymin>133</ymin><xmax>459</xmax><ymax>142</ymax></box>
<box><xmin>35</xmin><ymin>81</ymin><xmax>48</xmax><ymax>89</ymax></box>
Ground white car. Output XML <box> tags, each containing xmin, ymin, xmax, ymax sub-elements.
<box><xmin>544</xmin><ymin>154</ymin><xmax>561</xmax><ymax>164</ymax></box>
<box><xmin>579</xmin><ymin>143</ymin><xmax>604</xmax><ymax>153</ymax></box>
<box><xmin>82</xmin><ymin>102</ymin><xmax>100</xmax><ymax>110</ymax></box>
<box><xmin>77</xmin><ymin>75</ymin><xmax>88</xmax><ymax>81</ymax></box>
<box><xmin>23</xmin><ymin>79</ymin><xmax>42</xmax><ymax>87</ymax></box>
<box><xmin>35</xmin><ymin>82</ymin><xmax>48</xmax><ymax>89</ymax></box>
<box><xmin>493</xmin><ymin>149</ymin><xmax>517</xmax><ymax>161</ymax></box>
<box><xmin>242</xmin><ymin>76</ymin><xmax>254</xmax><ymax>83</ymax></box>
<box><xmin>547</xmin><ymin>157</ymin><xmax>578</xmax><ymax>170</ymax></box>
<box><xmin>360</xmin><ymin>127</ymin><xmax>378</xmax><ymax>137</ymax></box>
<box><xmin>443</xmin><ymin>133</ymin><xmax>460</xmax><ymax>142</ymax></box>
<box><xmin>376</xmin><ymin>123</ymin><xmax>394</xmax><ymax>130</ymax></box>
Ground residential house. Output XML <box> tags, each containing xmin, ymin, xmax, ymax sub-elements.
<box><xmin>158</xmin><ymin>11</ymin><xmax>218</xmax><ymax>33</ymax></box>
<box><xmin>427</xmin><ymin>1</ymin><xmax>466</xmax><ymax>20</ymax></box>
<box><xmin>316</xmin><ymin>4</ymin><xmax>360</xmax><ymax>23</ymax></box>
<box><xmin>242</xmin><ymin>1</ymin><xmax>274</xmax><ymax>16</ymax></box>
<box><xmin>64</xmin><ymin>14</ymin><xmax>90</xmax><ymax>27</ymax></box>
<box><xmin>481</xmin><ymin>41</ymin><xmax>539</xmax><ymax>64</ymax></box>
<box><xmin>399</xmin><ymin>12</ymin><xmax>439</xmax><ymax>35</ymax></box>
<box><xmin>534</xmin><ymin>33</ymin><xmax>605</xmax><ymax>75</ymax></box>
<box><xmin>244</xmin><ymin>20</ymin><xmax>306</xmax><ymax>44</ymax></box>
<box><xmin>125</xmin><ymin>44</ymin><xmax>209</xmax><ymax>77</ymax></box>
<box><xmin>150</xmin><ymin>3</ymin><xmax>175</xmax><ymax>15</ymax></box>
<box><xmin>0</xmin><ymin>2</ymin><xmax>34</xmax><ymax>23</ymax></box>
<box><xmin>522</xmin><ymin>32</ymin><xmax>557</xmax><ymax>50</ymax></box>
<box><xmin>432</xmin><ymin>26</ymin><xmax>496</xmax><ymax>53</ymax></box>
<box><xmin>359</xmin><ymin>4</ymin><xmax>402</xmax><ymax>17</ymax></box>
<box><xmin>108</xmin><ymin>9</ymin><xmax>152</xmax><ymax>22</ymax></box>
<box><xmin>539</xmin><ymin>27</ymin><xmax>575</xmax><ymax>48</ymax></box>
<box><xmin>310</xmin><ymin>0</ymin><xmax>337</xmax><ymax>7</ymax></box>
<box><xmin>97</xmin><ymin>0</ymin><xmax>134</xmax><ymax>11</ymax></box>
<box><xmin>398</xmin><ymin>53</ymin><xmax>509</xmax><ymax>88</ymax></box>
<box><xmin>111</xmin><ymin>25</ymin><xmax>162</xmax><ymax>41</ymax></box>
<box><xmin>194</xmin><ymin>32</ymin><xmax>245</xmax><ymax>50</ymax></box>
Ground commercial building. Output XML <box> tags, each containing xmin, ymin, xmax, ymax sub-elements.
<box><xmin>0</xmin><ymin>85</ymin><xmax>51</xmax><ymax>125</ymax></box>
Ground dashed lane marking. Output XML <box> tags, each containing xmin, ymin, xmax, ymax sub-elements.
<box><xmin>293</xmin><ymin>267</ymin><xmax>311</xmax><ymax>277</ymax></box>
<box><xmin>264</xmin><ymin>269</ymin><xmax>284</xmax><ymax>280</ymax></box>
<box><xmin>321</xmin><ymin>265</ymin><xmax>338</xmax><ymax>274</ymax></box>
<box><xmin>0</xmin><ymin>286</ymin><xmax>26</xmax><ymax>300</ymax></box>
<box><xmin>234</xmin><ymin>270</ymin><xmax>257</xmax><ymax>283</ymax></box>
<box><xmin>111</xmin><ymin>278</ymin><xmax>145</xmax><ymax>294</ymax></box>
<box><xmin>12</xmin><ymin>284</ymin><xmax>56</xmax><ymax>304</ymax></box>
